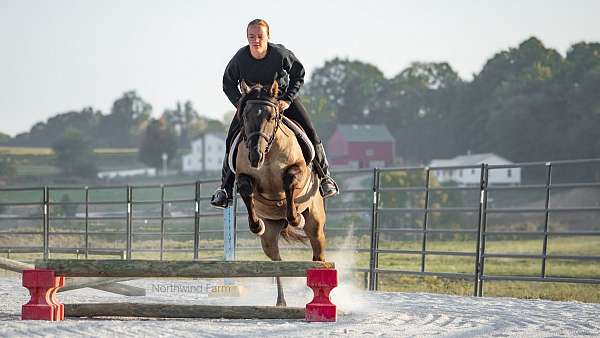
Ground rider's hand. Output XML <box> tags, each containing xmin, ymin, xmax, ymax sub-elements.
<box><xmin>277</xmin><ymin>100</ymin><xmax>290</xmax><ymax>112</ymax></box>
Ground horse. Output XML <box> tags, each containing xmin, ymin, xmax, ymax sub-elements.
<box><xmin>233</xmin><ymin>80</ymin><xmax>327</xmax><ymax>307</ymax></box>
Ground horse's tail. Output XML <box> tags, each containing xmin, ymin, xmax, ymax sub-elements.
<box><xmin>280</xmin><ymin>225</ymin><xmax>309</xmax><ymax>245</ymax></box>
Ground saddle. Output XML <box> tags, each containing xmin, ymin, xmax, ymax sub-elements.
<box><xmin>228</xmin><ymin>116</ymin><xmax>315</xmax><ymax>174</ymax></box>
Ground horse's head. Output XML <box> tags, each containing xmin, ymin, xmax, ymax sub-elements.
<box><xmin>238</xmin><ymin>80</ymin><xmax>281</xmax><ymax>168</ymax></box>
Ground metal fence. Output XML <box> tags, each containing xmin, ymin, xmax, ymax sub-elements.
<box><xmin>1</xmin><ymin>158</ymin><xmax>599</xmax><ymax>296</ymax></box>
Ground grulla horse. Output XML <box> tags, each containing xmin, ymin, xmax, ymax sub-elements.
<box><xmin>232</xmin><ymin>81</ymin><xmax>326</xmax><ymax>306</ymax></box>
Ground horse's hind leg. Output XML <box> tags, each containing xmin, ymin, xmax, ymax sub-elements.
<box><xmin>237</xmin><ymin>174</ymin><xmax>264</xmax><ymax>235</ymax></box>
<box><xmin>260</xmin><ymin>219</ymin><xmax>287</xmax><ymax>307</ymax></box>
<box><xmin>283</xmin><ymin>164</ymin><xmax>305</xmax><ymax>228</ymax></box>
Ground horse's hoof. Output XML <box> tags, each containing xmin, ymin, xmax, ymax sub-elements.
<box><xmin>292</xmin><ymin>214</ymin><xmax>305</xmax><ymax>229</ymax></box>
<box><xmin>251</xmin><ymin>219</ymin><xmax>265</xmax><ymax>236</ymax></box>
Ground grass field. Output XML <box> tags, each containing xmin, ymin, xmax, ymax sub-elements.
<box><xmin>0</xmin><ymin>146</ymin><xmax>137</xmax><ymax>156</ymax></box>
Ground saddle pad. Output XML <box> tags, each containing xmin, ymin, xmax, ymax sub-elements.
<box><xmin>228</xmin><ymin>116</ymin><xmax>315</xmax><ymax>174</ymax></box>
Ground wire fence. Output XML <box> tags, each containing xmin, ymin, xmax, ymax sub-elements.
<box><xmin>1</xmin><ymin>158</ymin><xmax>599</xmax><ymax>296</ymax></box>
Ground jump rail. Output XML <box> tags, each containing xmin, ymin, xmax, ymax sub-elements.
<box><xmin>34</xmin><ymin>259</ymin><xmax>335</xmax><ymax>278</ymax></box>
<box><xmin>21</xmin><ymin>259</ymin><xmax>338</xmax><ymax>322</ymax></box>
<box><xmin>0</xmin><ymin>257</ymin><xmax>144</xmax><ymax>296</ymax></box>
<box><xmin>64</xmin><ymin>303</ymin><xmax>306</xmax><ymax>319</ymax></box>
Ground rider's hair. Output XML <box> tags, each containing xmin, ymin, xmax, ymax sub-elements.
<box><xmin>247</xmin><ymin>19</ymin><xmax>270</xmax><ymax>36</ymax></box>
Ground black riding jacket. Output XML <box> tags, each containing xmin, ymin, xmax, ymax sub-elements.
<box><xmin>222</xmin><ymin>43</ymin><xmax>305</xmax><ymax>106</ymax></box>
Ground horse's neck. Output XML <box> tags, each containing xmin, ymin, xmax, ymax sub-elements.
<box><xmin>270</xmin><ymin>123</ymin><xmax>302</xmax><ymax>158</ymax></box>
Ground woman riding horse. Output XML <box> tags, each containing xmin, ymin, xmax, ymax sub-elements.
<box><xmin>234</xmin><ymin>80</ymin><xmax>328</xmax><ymax>307</ymax></box>
<box><xmin>210</xmin><ymin>19</ymin><xmax>338</xmax><ymax>208</ymax></box>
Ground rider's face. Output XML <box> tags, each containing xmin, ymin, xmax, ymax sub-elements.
<box><xmin>247</xmin><ymin>24</ymin><xmax>269</xmax><ymax>56</ymax></box>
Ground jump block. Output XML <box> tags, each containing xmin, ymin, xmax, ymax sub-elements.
<box><xmin>305</xmin><ymin>268</ymin><xmax>338</xmax><ymax>322</ymax></box>
<box><xmin>21</xmin><ymin>269</ymin><xmax>64</xmax><ymax>321</ymax></box>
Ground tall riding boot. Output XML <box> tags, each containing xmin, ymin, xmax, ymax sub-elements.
<box><xmin>313</xmin><ymin>143</ymin><xmax>339</xmax><ymax>198</ymax></box>
<box><xmin>210</xmin><ymin>156</ymin><xmax>234</xmax><ymax>209</ymax></box>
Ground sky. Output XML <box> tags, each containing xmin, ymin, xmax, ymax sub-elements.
<box><xmin>0</xmin><ymin>0</ymin><xmax>599</xmax><ymax>137</ymax></box>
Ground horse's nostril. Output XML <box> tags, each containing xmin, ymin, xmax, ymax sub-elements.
<box><xmin>249</xmin><ymin>151</ymin><xmax>263</xmax><ymax>166</ymax></box>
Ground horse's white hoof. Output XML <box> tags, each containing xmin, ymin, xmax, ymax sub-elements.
<box><xmin>294</xmin><ymin>214</ymin><xmax>305</xmax><ymax>229</ymax></box>
<box><xmin>254</xmin><ymin>219</ymin><xmax>265</xmax><ymax>236</ymax></box>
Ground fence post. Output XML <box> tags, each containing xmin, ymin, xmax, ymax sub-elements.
<box><xmin>421</xmin><ymin>168</ymin><xmax>431</xmax><ymax>273</ymax></box>
<box><xmin>84</xmin><ymin>186</ymin><xmax>89</xmax><ymax>260</ymax></box>
<box><xmin>159</xmin><ymin>185</ymin><xmax>165</xmax><ymax>261</ymax></box>
<box><xmin>43</xmin><ymin>187</ymin><xmax>49</xmax><ymax>260</ymax></box>
<box><xmin>368</xmin><ymin>168</ymin><xmax>381</xmax><ymax>291</ymax></box>
<box><xmin>474</xmin><ymin>163</ymin><xmax>485</xmax><ymax>296</ymax></box>
<box><xmin>126</xmin><ymin>185</ymin><xmax>132</xmax><ymax>260</ymax></box>
<box><xmin>193</xmin><ymin>181</ymin><xmax>201</xmax><ymax>260</ymax></box>
<box><xmin>224</xmin><ymin>188</ymin><xmax>237</xmax><ymax>262</ymax></box>
<box><xmin>477</xmin><ymin>164</ymin><xmax>489</xmax><ymax>297</ymax></box>
<box><xmin>541</xmin><ymin>162</ymin><xmax>553</xmax><ymax>277</ymax></box>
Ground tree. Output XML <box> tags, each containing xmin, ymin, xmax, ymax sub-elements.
<box><xmin>370</xmin><ymin>170</ymin><xmax>452</xmax><ymax>238</ymax></box>
<box><xmin>304</xmin><ymin>58</ymin><xmax>386</xmax><ymax>126</ymax></box>
<box><xmin>139</xmin><ymin>118</ymin><xmax>178</xmax><ymax>170</ymax></box>
<box><xmin>0</xmin><ymin>132</ymin><xmax>10</xmax><ymax>144</ymax></box>
<box><xmin>301</xmin><ymin>94</ymin><xmax>338</xmax><ymax>140</ymax></box>
<box><xmin>55</xmin><ymin>194</ymin><xmax>78</xmax><ymax>217</ymax></box>
<box><xmin>372</xmin><ymin>62</ymin><xmax>463</xmax><ymax>163</ymax></box>
<box><xmin>101</xmin><ymin>91</ymin><xmax>152</xmax><ymax>147</ymax></box>
<box><xmin>10</xmin><ymin>107</ymin><xmax>103</xmax><ymax>147</ymax></box>
<box><xmin>0</xmin><ymin>157</ymin><xmax>17</xmax><ymax>179</ymax></box>
<box><xmin>51</xmin><ymin>129</ymin><xmax>97</xmax><ymax>178</ymax></box>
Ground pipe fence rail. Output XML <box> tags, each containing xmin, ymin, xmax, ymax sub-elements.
<box><xmin>1</xmin><ymin>158</ymin><xmax>599</xmax><ymax>296</ymax></box>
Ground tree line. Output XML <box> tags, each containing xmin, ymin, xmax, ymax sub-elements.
<box><xmin>1</xmin><ymin>36</ymin><xmax>598</xmax><ymax>180</ymax></box>
<box><xmin>0</xmin><ymin>91</ymin><xmax>227</xmax><ymax>179</ymax></box>
<box><xmin>303</xmin><ymin>37</ymin><xmax>600</xmax><ymax>165</ymax></box>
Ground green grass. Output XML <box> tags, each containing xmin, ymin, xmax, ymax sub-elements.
<box><xmin>0</xmin><ymin>146</ymin><xmax>136</xmax><ymax>156</ymax></box>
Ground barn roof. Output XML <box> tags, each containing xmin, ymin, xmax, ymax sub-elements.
<box><xmin>336</xmin><ymin>124</ymin><xmax>395</xmax><ymax>142</ymax></box>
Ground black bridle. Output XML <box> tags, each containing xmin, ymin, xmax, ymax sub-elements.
<box><xmin>242</xmin><ymin>99</ymin><xmax>282</xmax><ymax>155</ymax></box>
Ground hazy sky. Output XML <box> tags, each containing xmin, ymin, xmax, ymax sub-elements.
<box><xmin>1</xmin><ymin>0</ymin><xmax>599</xmax><ymax>137</ymax></box>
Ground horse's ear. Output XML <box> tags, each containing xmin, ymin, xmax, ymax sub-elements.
<box><xmin>240</xmin><ymin>80</ymin><xmax>251</xmax><ymax>95</ymax></box>
<box><xmin>270</xmin><ymin>80</ymin><xmax>279</xmax><ymax>98</ymax></box>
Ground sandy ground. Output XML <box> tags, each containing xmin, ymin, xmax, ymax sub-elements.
<box><xmin>1</xmin><ymin>276</ymin><xmax>599</xmax><ymax>338</ymax></box>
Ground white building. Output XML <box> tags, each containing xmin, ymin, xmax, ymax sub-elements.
<box><xmin>97</xmin><ymin>167</ymin><xmax>156</xmax><ymax>180</ymax></box>
<box><xmin>429</xmin><ymin>153</ymin><xmax>521</xmax><ymax>185</ymax></box>
<box><xmin>182</xmin><ymin>133</ymin><xmax>226</xmax><ymax>173</ymax></box>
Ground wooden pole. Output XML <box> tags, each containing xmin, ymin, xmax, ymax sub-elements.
<box><xmin>35</xmin><ymin>260</ymin><xmax>335</xmax><ymax>278</ymax></box>
<box><xmin>90</xmin><ymin>283</ymin><xmax>146</xmax><ymax>297</ymax></box>
<box><xmin>0</xmin><ymin>256</ymin><xmax>33</xmax><ymax>272</ymax></box>
<box><xmin>0</xmin><ymin>257</ymin><xmax>144</xmax><ymax>296</ymax></box>
<box><xmin>64</xmin><ymin>303</ymin><xmax>305</xmax><ymax>319</ymax></box>
<box><xmin>61</xmin><ymin>277</ymin><xmax>146</xmax><ymax>296</ymax></box>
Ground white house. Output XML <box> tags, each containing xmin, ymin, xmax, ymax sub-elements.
<box><xmin>429</xmin><ymin>153</ymin><xmax>521</xmax><ymax>185</ymax></box>
<box><xmin>182</xmin><ymin>133</ymin><xmax>226</xmax><ymax>173</ymax></box>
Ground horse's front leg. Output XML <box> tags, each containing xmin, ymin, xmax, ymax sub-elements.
<box><xmin>283</xmin><ymin>164</ymin><xmax>305</xmax><ymax>229</ymax></box>
<box><xmin>237</xmin><ymin>174</ymin><xmax>265</xmax><ymax>236</ymax></box>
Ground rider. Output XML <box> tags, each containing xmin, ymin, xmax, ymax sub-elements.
<box><xmin>210</xmin><ymin>19</ymin><xmax>339</xmax><ymax>208</ymax></box>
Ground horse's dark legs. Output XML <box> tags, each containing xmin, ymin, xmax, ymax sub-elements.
<box><xmin>283</xmin><ymin>165</ymin><xmax>305</xmax><ymax>228</ymax></box>
<box><xmin>260</xmin><ymin>220</ymin><xmax>287</xmax><ymax>307</ymax></box>
<box><xmin>237</xmin><ymin>174</ymin><xmax>264</xmax><ymax>235</ymax></box>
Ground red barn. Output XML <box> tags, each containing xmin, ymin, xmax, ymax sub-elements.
<box><xmin>327</xmin><ymin>124</ymin><xmax>395</xmax><ymax>169</ymax></box>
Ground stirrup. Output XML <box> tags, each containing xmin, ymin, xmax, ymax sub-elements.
<box><xmin>319</xmin><ymin>176</ymin><xmax>339</xmax><ymax>198</ymax></box>
<box><xmin>210</xmin><ymin>188</ymin><xmax>231</xmax><ymax>209</ymax></box>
